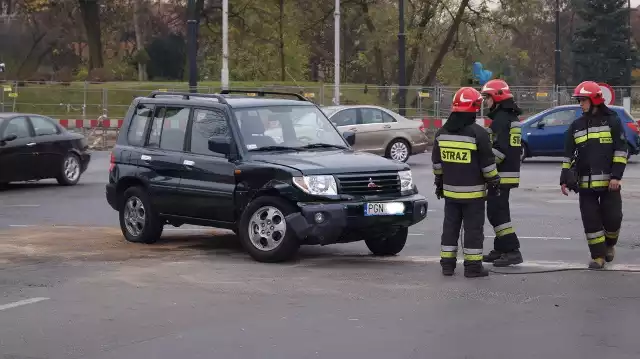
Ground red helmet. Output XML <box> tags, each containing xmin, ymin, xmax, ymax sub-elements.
<box><xmin>572</xmin><ymin>81</ymin><xmax>604</xmax><ymax>105</ymax></box>
<box><xmin>451</xmin><ymin>87</ymin><xmax>483</xmax><ymax>113</ymax></box>
<box><xmin>480</xmin><ymin>79</ymin><xmax>513</xmax><ymax>102</ymax></box>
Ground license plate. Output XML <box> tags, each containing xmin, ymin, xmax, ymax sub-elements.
<box><xmin>364</xmin><ymin>202</ymin><xmax>405</xmax><ymax>216</ymax></box>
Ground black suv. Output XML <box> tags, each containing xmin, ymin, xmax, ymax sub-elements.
<box><xmin>106</xmin><ymin>90</ymin><xmax>428</xmax><ymax>262</ymax></box>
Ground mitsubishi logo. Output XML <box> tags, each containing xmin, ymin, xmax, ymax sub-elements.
<box><xmin>367</xmin><ymin>178</ymin><xmax>379</xmax><ymax>188</ymax></box>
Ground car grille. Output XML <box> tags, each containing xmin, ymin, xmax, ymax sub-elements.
<box><xmin>336</xmin><ymin>172</ymin><xmax>401</xmax><ymax>196</ymax></box>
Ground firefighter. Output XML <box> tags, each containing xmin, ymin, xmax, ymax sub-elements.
<box><xmin>479</xmin><ymin>79</ymin><xmax>524</xmax><ymax>267</ymax></box>
<box><xmin>560</xmin><ymin>80</ymin><xmax>627</xmax><ymax>269</ymax></box>
<box><xmin>432</xmin><ymin>87</ymin><xmax>501</xmax><ymax>278</ymax></box>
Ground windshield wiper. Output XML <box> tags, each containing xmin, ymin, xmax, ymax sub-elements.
<box><xmin>248</xmin><ymin>145</ymin><xmax>301</xmax><ymax>152</ymax></box>
<box><xmin>298</xmin><ymin>143</ymin><xmax>348</xmax><ymax>150</ymax></box>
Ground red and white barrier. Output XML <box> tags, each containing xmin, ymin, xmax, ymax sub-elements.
<box><xmin>418</xmin><ymin>117</ymin><xmax>525</xmax><ymax>129</ymax></box>
<box><xmin>55</xmin><ymin>119</ymin><xmax>124</xmax><ymax>129</ymax></box>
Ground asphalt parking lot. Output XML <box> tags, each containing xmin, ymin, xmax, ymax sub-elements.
<box><xmin>1</xmin><ymin>151</ymin><xmax>640</xmax><ymax>359</ymax></box>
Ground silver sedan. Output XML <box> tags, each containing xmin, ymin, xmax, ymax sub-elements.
<box><xmin>321</xmin><ymin>105</ymin><xmax>428</xmax><ymax>162</ymax></box>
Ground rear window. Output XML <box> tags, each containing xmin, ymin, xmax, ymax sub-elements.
<box><xmin>616</xmin><ymin>108</ymin><xmax>634</xmax><ymax>123</ymax></box>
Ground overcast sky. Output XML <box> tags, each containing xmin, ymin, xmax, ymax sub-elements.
<box><xmin>633</xmin><ymin>0</ymin><xmax>640</xmax><ymax>7</ymax></box>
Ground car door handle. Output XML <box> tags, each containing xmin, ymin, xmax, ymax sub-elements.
<box><xmin>141</xmin><ymin>155</ymin><xmax>152</xmax><ymax>161</ymax></box>
<box><xmin>26</xmin><ymin>142</ymin><xmax>36</xmax><ymax>147</ymax></box>
<box><xmin>348</xmin><ymin>127</ymin><xmax>358</xmax><ymax>132</ymax></box>
<box><xmin>383</xmin><ymin>125</ymin><xmax>391</xmax><ymax>129</ymax></box>
<box><xmin>183</xmin><ymin>159</ymin><xmax>195</xmax><ymax>168</ymax></box>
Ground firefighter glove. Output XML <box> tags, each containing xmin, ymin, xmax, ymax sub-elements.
<box><xmin>434</xmin><ymin>176</ymin><xmax>444</xmax><ymax>200</ymax></box>
<box><xmin>487</xmin><ymin>179</ymin><xmax>501</xmax><ymax>197</ymax></box>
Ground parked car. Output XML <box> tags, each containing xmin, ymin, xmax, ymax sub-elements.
<box><xmin>105</xmin><ymin>90</ymin><xmax>429</xmax><ymax>263</ymax></box>
<box><xmin>320</xmin><ymin>105</ymin><xmax>428</xmax><ymax>162</ymax></box>
<box><xmin>520</xmin><ymin>104</ymin><xmax>640</xmax><ymax>161</ymax></box>
<box><xmin>0</xmin><ymin>113</ymin><xmax>91</xmax><ymax>186</ymax></box>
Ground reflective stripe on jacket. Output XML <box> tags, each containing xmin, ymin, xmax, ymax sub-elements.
<box><xmin>432</xmin><ymin>123</ymin><xmax>499</xmax><ymax>202</ymax></box>
<box><xmin>560</xmin><ymin>107</ymin><xmax>628</xmax><ymax>191</ymax></box>
<box><xmin>487</xmin><ymin>107</ymin><xmax>522</xmax><ymax>188</ymax></box>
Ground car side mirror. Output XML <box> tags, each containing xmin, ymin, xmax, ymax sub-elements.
<box><xmin>0</xmin><ymin>133</ymin><xmax>17</xmax><ymax>146</ymax></box>
<box><xmin>536</xmin><ymin>121</ymin><xmax>545</xmax><ymax>129</ymax></box>
<box><xmin>342</xmin><ymin>131</ymin><xmax>356</xmax><ymax>146</ymax></box>
<box><xmin>208</xmin><ymin>136</ymin><xmax>232</xmax><ymax>156</ymax></box>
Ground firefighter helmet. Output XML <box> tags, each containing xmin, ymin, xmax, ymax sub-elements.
<box><xmin>452</xmin><ymin>87</ymin><xmax>483</xmax><ymax>113</ymax></box>
<box><xmin>572</xmin><ymin>81</ymin><xmax>605</xmax><ymax>105</ymax></box>
<box><xmin>480</xmin><ymin>79</ymin><xmax>513</xmax><ymax>102</ymax></box>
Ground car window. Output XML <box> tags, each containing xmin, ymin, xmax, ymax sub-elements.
<box><xmin>128</xmin><ymin>104</ymin><xmax>154</xmax><ymax>146</ymax></box>
<box><xmin>382</xmin><ymin>111</ymin><xmax>397</xmax><ymax>123</ymax></box>
<box><xmin>361</xmin><ymin>108</ymin><xmax>384</xmax><ymax>124</ymax></box>
<box><xmin>147</xmin><ymin>107</ymin><xmax>190</xmax><ymax>151</ymax></box>
<box><xmin>539</xmin><ymin>110</ymin><xmax>576</xmax><ymax>127</ymax></box>
<box><xmin>331</xmin><ymin>109</ymin><xmax>357</xmax><ymax>126</ymax></box>
<box><xmin>2</xmin><ymin>117</ymin><xmax>30</xmax><ymax>139</ymax></box>
<box><xmin>233</xmin><ymin>105</ymin><xmax>347</xmax><ymax>150</ymax></box>
<box><xmin>30</xmin><ymin>116</ymin><xmax>59</xmax><ymax>136</ymax></box>
<box><xmin>190</xmin><ymin>108</ymin><xmax>230</xmax><ymax>156</ymax></box>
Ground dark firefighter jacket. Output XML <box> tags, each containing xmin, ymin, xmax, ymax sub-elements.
<box><xmin>560</xmin><ymin>105</ymin><xmax>628</xmax><ymax>191</ymax></box>
<box><xmin>486</xmin><ymin>99</ymin><xmax>523</xmax><ymax>188</ymax></box>
<box><xmin>432</xmin><ymin>114</ymin><xmax>500</xmax><ymax>202</ymax></box>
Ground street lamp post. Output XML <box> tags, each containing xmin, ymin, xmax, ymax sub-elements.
<box><xmin>398</xmin><ymin>0</ymin><xmax>406</xmax><ymax>116</ymax></box>
<box><xmin>334</xmin><ymin>0</ymin><xmax>340</xmax><ymax>105</ymax></box>
<box><xmin>187</xmin><ymin>0</ymin><xmax>198</xmax><ymax>93</ymax></box>
<box><xmin>627</xmin><ymin>0</ymin><xmax>632</xmax><ymax>97</ymax></box>
<box><xmin>221</xmin><ymin>0</ymin><xmax>229</xmax><ymax>90</ymax></box>
<box><xmin>554</xmin><ymin>0</ymin><xmax>561</xmax><ymax>104</ymax></box>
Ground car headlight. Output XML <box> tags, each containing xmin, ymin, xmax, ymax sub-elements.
<box><xmin>293</xmin><ymin>175</ymin><xmax>338</xmax><ymax>196</ymax></box>
<box><xmin>399</xmin><ymin>170</ymin><xmax>413</xmax><ymax>191</ymax></box>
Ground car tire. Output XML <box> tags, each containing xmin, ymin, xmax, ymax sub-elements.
<box><xmin>119</xmin><ymin>186</ymin><xmax>163</xmax><ymax>244</ymax></box>
<box><xmin>365</xmin><ymin>227</ymin><xmax>408</xmax><ymax>256</ymax></box>
<box><xmin>386</xmin><ymin>139</ymin><xmax>410</xmax><ymax>162</ymax></box>
<box><xmin>238</xmin><ymin>196</ymin><xmax>300</xmax><ymax>263</ymax></box>
<box><xmin>520</xmin><ymin>142</ymin><xmax>529</xmax><ymax>163</ymax></box>
<box><xmin>56</xmin><ymin>152</ymin><xmax>82</xmax><ymax>186</ymax></box>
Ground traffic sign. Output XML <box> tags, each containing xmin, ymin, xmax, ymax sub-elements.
<box><xmin>597</xmin><ymin>82</ymin><xmax>615</xmax><ymax>105</ymax></box>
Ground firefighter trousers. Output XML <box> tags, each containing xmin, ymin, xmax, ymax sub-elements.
<box><xmin>579</xmin><ymin>190</ymin><xmax>623</xmax><ymax>259</ymax></box>
<box><xmin>440</xmin><ymin>200</ymin><xmax>485</xmax><ymax>265</ymax></box>
<box><xmin>487</xmin><ymin>187</ymin><xmax>520</xmax><ymax>252</ymax></box>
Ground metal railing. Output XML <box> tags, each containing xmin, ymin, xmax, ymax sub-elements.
<box><xmin>2</xmin><ymin>81</ymin><xmax>640</xmax><ymax>121</ymax></box>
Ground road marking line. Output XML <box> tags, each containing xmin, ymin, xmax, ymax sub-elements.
<box><xmin>484</xmin><ymin>235</ymin><xmax>571</xmax><ymax>240</ymax></box>
<box><xmin>410</xmin><ymin>233</ymin><xmax>570</xmax><ymax>240</ymax></box>
<box><xmin>0</xmin><ymin>297</ymin><xmax>49</xmax><ymax>311</ymax></box>
<box><xmin>8</xmin><ymin>224</ymin><xmax>35</xmax><ymax>228</ymax></box>
<box><xmin>330</xmin><ymin>254</ymin><xmax>640</xmax><ymax>271</ymax></box>
<box><xmin>1</xmin><ymin>204</ymin><xmax>41</xmax><ymax>208</ymax></box>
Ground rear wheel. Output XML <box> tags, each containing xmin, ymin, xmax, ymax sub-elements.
<box><xmin>365</xmin><ymin>227</ymin><xmax>408</xmax><ymax>256</ymax></box>
<box><xmin>56</xmin><ymin>152</ymin><xmax>82</xmax><ymax>186</ymax></box>
<box><xmin>386</xmin><ymin>139</ymin><xmax>410</xmax><ymax>162</ymax></box>
<box><xmin>119</xmin><ymin>186</ymin><xmax>163</xmax><ymax>244</ymax></box>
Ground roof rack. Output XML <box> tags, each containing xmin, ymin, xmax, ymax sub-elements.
<box><xmin>219</xmin><ymin>89</ymin><xmax>308</xmax><ymax>102</ymax></box>
<box><xmin>147</xmin><ymin>91</ymin><xmax>228</xmax><ymax>104</ymax></box>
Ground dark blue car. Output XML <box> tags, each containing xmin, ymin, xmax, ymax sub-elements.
<box><xmin>520</xmin><ymin>105</ymin><xmax>640</xmax><ymax>162</ymax></box>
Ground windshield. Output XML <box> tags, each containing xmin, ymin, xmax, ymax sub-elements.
<box><xmin>233</xmin><ymin>105</ymin><xmax>348</xmax><ymax>151</ymax></box>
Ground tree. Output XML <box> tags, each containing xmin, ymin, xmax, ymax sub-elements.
<box><xmin>571</xmin><ymin>0</ymin><xmax>632</xmax><ymax>86</ymax></box>
<box><xmin>78</xmin><ymin>0</ymin><xmax>104</xmax><ymax>70</ymax></box>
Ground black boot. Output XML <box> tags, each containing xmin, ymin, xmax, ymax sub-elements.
<box><xmin>483</xmin><ymin>249</ymin><xmax>502</xmax><ymax>263</ymax></box>
<box><xmin>440</xmin><ymin>258</ymin><xmax>456</xmax><ymax>276</ymax></box>
<box><xmin>493</xmin><ymin>250</ymin><xmax>524</xmax><ymax>267</ymax></box>
<box><xmin>464</xmin><ymin>261</ymin><xmax>489</xmax><ymax>278</ymax></box>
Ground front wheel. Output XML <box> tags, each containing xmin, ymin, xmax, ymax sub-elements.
<box><xmin>238</xmin><ymin>196</ymin><xmax>300</xmax><ymax>263</ymax></box>
<box><xmin>520</xmin><ymin>143</ymin><xmax>529</xmax><ymax>163</ymax></box>
<box><xmin>365</xmin><ymin>227</ymin><xmax>408</xmax><ymax>256</ymax></box>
